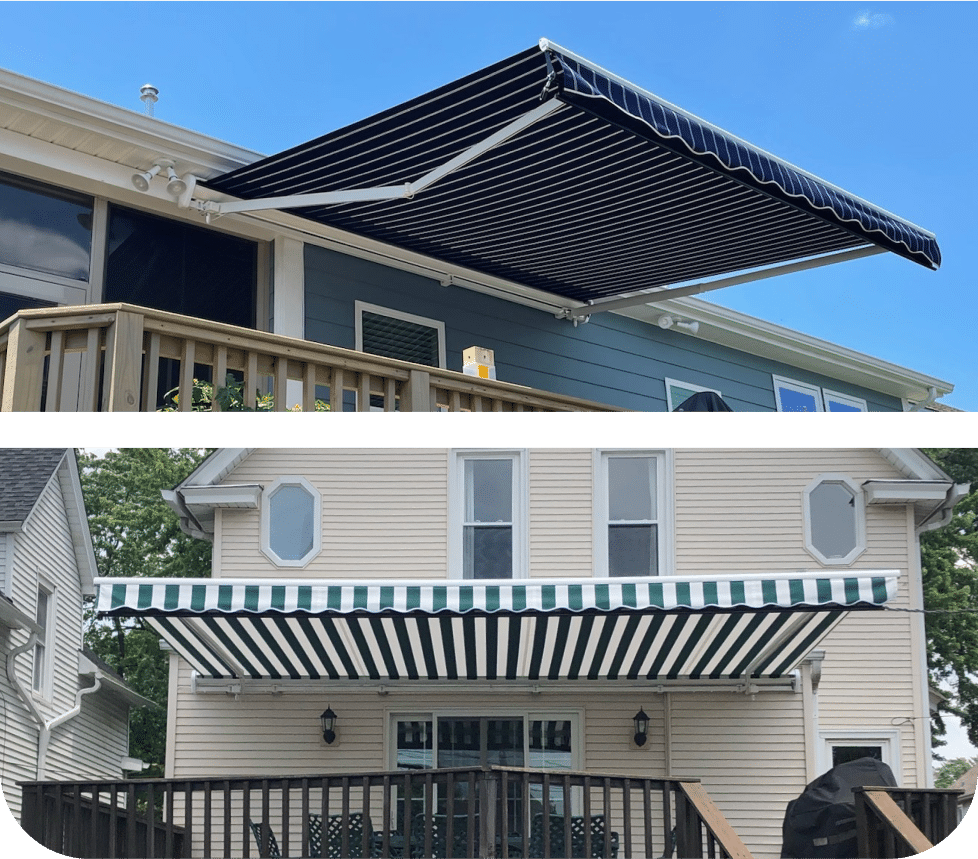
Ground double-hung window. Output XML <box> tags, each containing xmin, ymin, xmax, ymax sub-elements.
<box><xmin>596</xmin><ymin>451</ymin><xmax>669</xmax><ymax>577</ymax></box>
<box><xmin>451</xmin><ymin>451</ymin><xmax>525</xmax><ymax>579</ymax></box>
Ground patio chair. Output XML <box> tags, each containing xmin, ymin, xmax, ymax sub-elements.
<box><xmin>320</xmin><ymin>811</ymin><xmax>381</xmax><ymax>859</ymax></box>
<box><xmin>528</xmin><ymin>813</ymin><xmax>619</xmax><ymax>858</ymax></box>
<box><xmin>249</xmin><ymin>820</ymin><xmax>282</xmax><ymax>858</ymax></box>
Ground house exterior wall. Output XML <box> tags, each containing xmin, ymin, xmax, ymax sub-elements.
<box><xmin>304</xmin><ymin>245</ymin><xmax>906</xmax><ymax>412</ymax></box>
<box><xmin>161</xmin><ymin>447</ymin><xmax>930</xmax><ymax>859</ymax></box>
<box><xmin>0</xmin><ymin>467</ymin><xmax>129</xmax><ymax>820</ymax></box>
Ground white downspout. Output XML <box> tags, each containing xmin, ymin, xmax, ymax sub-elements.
<box><xmin>5</xmin><ymin>633</ymin><xmax>103</xmax><ymax>779</ymax></box>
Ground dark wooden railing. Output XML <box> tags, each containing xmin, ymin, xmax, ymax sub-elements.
<box><xmin>854</xmin><ymin>786</ymin><xmax>963</xmax><ymax>859</ymax></box>
<box><xmin>19</xmin><ymin>766</ymin><xmax>753</xmax><ymax>859</ymax></box>
<box><xmin>0</xmin><ymin>305</ymin><xmax>622</xmax><ymax>413</ymax></box>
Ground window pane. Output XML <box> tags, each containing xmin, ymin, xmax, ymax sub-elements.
<box><xmin>362</xmin><ymin>310</ymin><xmax>440</xmax><ymax>367</ymax></box>
<box><xmin>0</xmin><ymin>172</ymin><xmax>93</xmax><ymax>280</ymax></box>
<box><xmin>269</xmin><ymin>485</ymin><xmax>315</xmax><ymax>560</ymax></box>
<box><xmin>464</xmin><ymin>525</ymin><xmax>512</xmax><ymax>579</ymax></box>
<box><xmin>810</xmin><ymin>482</ymin><xmax>857</xmax><ymax>558</ymax></box>
<box><xmin>396</xmin><ymin>720</ymin><xmax>433</xmax><ymax>770</ymax></box>
<box><xmin>827</xmin><ymin>400</ymin><xmax>862</xmax><ymax>412</ymax></box>
<box><xmin>529</xmin><ymin>720</ymin><xmax>573</xmax><ymax>770</ymax></box>
<box><xmin>105</xmin><ymin>205</ymin><xmax>257</xmax><ymax>328</ymax></box>
<box><xmin>35</xmin><ymin>590</ymin><xmax>48</xmax><ymax>628</ymax></box>
<box><xmin>608</xmin><ymin>457</ymin><xmax>656</xmax><ymax>521</ymax></box>
<box><xmin>778</xmin><ymin>386</ymin><xmax>819</xmax><ymax>412</ymax></box>
<box><xmin>464</xmin><ymin>459</ymin><xmax>512</xmax><ymax>523</ymax></box>
<box><xmin>0</xmin><ymin>291</ymin><xmax>56</xmax><ymax>321</ymax></box>
<box><xmin>609</xmin><ymin>524</ymin><xmax>658</xmax><ymax>577</ymax></box>
<box><xmin>832</xmin><ymin>745</ymin><xmax>883</xmax><ymax>767</ymax></box>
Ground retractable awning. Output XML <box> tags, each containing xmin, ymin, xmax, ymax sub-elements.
<box><xmin>205</xmin><ymin>40</ymin><xmax>938</xmax><ymax>311</ymax></box>
<box><xmin>96</xmin><ymin>573</ymin><xmax>896</xmax><ymax>684</ymax></box>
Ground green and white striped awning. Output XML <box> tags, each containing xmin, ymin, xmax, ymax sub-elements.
<box><xmin>95</xmin><ymin>574</ymin><xmax>896</xmax><ymax>683</ymax></box>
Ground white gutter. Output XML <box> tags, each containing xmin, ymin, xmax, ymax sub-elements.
<box><xmin>4</xmin><ymin>633</ymin><xmax>103</xmax><ymax>779</ymax></box>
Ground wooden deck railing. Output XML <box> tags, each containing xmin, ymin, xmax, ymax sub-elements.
<box><xmin>0</xmin><ymin>304</ymin><xmax>623</xmax><ymax>413</ymax></box>
<box><xmin>854</xmin><ymin>786</ymin><xmax>963</xmax><ymax>859</ymax></box>
<box><xmin>19</xmin><ymin>766</ymin><xmax>753</xmax><ymax>859</ymax></box>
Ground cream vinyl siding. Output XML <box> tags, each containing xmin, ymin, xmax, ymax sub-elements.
<box><xmin>528</xmin><ymin>450</ymin><xmax>593</xmax><ymax>578</ymax></box>
<box><xmin>672</xmin><ymin>449</ymin><xmax>906</xmax><ymax>573</ymax></box>
<box><xmin>670</xmin><ymin>691</ymin><xmax>808</xmax><ymax>859</ymax></box>
<box><xmin>219</xmin><ymin>449</ymin><xmax>449</xmax><ymax>579</ymax></box>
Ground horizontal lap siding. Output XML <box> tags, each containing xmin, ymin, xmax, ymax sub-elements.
<box><xmin>529</xmin><ymin>451</ymin><xmax>593</xmax><ymax>578</ymax></box>
<box><xmin>219</xmin><ymin>450</ymin><xmax>449</xmax><ymax>579</ymax></box>
<box><xmin>670</xmin><ymin>691</ymin><xmax>807</xmax><ymax>859</ymax></box>
<box><xmin>304</xmin><ymin>245</ymin><xmax>903</xmax><ymax>412</ymax></box>
<box><xmin>673</xmin><ymin>449</ymin><xmax>907</xmax><ymax>572</ymax></box>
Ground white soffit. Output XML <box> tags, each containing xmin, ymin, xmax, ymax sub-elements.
<box><xmin>0</xmin><ymin>67</ymin><xmax>261</xmax><ymax>177</ymax></box>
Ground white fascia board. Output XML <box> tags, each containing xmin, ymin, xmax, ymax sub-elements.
<box><xmin>58</xmin><ymin>450</ymin><xmax>97</xmax><ymax>597</ymax></box>
<box><xmin>622</xmin><ymin>297</ymin><xmax>953</xmax><ymax>403</ymax></box>
<box><xmin>0</xmin><ymin>67</ymin><xmax>261</xmax><ymax>174</ymax></box>
<box><xmin>180</xmin><ymin>484</ymin><xmax>262</xmax><ymax>508</ymax></box>
<box><xmin>177</xmin><ymin>449</ymin><xmax>254</xmax><ymax>489</ymax></box>
<box><xmin>0</xmin><ymin>595</ymin><xmax>42</xmax><ymax>634</ymax></box>
<box><xmin>863</xmin><ymin>480</ymin><xmax>954</xmax><ymax>504</ymax></box>
<box><xmin>877</xmin><ymin>449</ymin><xmax>953</xmax><ymax>482</ymax></box>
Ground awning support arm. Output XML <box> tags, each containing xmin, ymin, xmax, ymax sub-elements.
<box><xmin>555</xmin><ymin>245</ymin><xmax>887</xmax><ymax>323</ymax></box>
<box><xmin>190</xmin><ymin>99</ymin><xmax>564</xmax><ymax>219</ymax></box>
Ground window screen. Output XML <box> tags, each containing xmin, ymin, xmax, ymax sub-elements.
<box><xmin>361</xmin><ymin>310</ymin><xmax>441</xmax><ymax>367</ymax></box>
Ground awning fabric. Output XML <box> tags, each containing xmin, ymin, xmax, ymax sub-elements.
<box><xmin>96</xmin><ymin>574</ymin><xmax>896</xmax><ymax>684</ymax></box>
<box><xmin>207</xmin><ymin>42</ymin><xmax>938</xmax><ymax>306</ymax></box>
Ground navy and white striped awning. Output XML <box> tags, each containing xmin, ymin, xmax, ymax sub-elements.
<box><xmin>207</xmin><ymin>40</ymin><xmax>938</xmax><ymax>307</ymax></box>
<box><xmin>96</xmin><ymin>574</ymin><xmax>896</xmax><ymax>684</ymax></box>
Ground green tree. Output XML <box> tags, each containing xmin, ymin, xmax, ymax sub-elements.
<box><xmin>921</xmin><ymin>449</ymin><xmax>978</xmax><ymax>754</ymax></box>
<box><xmin>78</xmin><ymin>448</ymin><xmax>212</xmax><ymax>776</ymax></box>
<box><xmin>934</xmin><ymin>756</ymin><xmax>977</xmax><ymax>789</ymax></box>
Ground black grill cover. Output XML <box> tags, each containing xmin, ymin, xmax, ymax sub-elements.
<box><xmin>672</xmin><ymin>391</ymin><xmax>733</xmax><ymax>412</ymax></box>
<box><xmin>781</xmin><ymin>757</ymin><xmax>898</xmax><ymax>858</ymax></box>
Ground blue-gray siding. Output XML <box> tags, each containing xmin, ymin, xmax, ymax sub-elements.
<box><xmin>304</xmin><ymin>246</ymin><xmax>903</xmax><ymax>412</ymax></box>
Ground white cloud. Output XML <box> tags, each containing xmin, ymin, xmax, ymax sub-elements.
<box><xmin>852</xmin><ymin>10</ymin><xmax>894</xmax><ymax>30</ymax></box>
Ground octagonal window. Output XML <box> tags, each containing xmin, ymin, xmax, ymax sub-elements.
<box><xmin>261</xmin><ymin>477</ymin><xmax>320</xmax><ymax>567</ymax></box>
<box><xmin>803</xmin><ymin>474</ymin><xmax>865</xmax><ymax>566</ymax></box>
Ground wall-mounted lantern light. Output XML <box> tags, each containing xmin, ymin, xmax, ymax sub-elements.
<box><xmin>633</xmin><ymin>707</ymin><xmax>649</xmax><ymax>747</ymax></box>
<box><xmin>320</xmin><ymin>706</ymin><xmax>337</xmax><ymax>744</ymax></box>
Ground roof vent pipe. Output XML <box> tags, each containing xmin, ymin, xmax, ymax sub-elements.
<box><xmin>140</xmin><ymin>84</ymin><xmax>159</xmax><ymax>117</ymax></box>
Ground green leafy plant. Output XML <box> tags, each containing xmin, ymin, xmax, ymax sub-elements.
<box><xmin>161</xmin><ymin>373</ymin><xmax>329</xmax><ymax>411</ymax></box>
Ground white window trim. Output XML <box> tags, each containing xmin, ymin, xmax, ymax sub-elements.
<box><xmin>259</xmin><ymin>476</ymin><xmax>322</xmax><ymax>568</ymax></box>
<box><xmin>448</xmin><ymin>450</ymin><xmax>527</xmax><ymax>580</ymax></box>
<box><xmin>817</xmin><ymin>729</ymin><xmax>901</xmax><ymax>777</ymax></box>
<box><xmin>803</xmin><ymin>473</ymin><xmax>867</xmax><ymax>566</ymax></box>
<box><xmin>355</xmin><ymin>300</ymin><xmax>447</xmax><ymax>369</ymax></box>
<box><xmin>593</xmin><ymin>450</ymin><xmax>674</xmax><ymax>578</ymax></box>
<box><xmin>823</xmin><ymin>389</ymin><xmax>868</xmax><ymax>412</ymax></box>
<box><xmin>32</xmin><ymin>578</ymin><xmax>55</xmax><ymax>701</ymax></box>
<box><xmin>773</xmin><ymin>375</ymin><xmax>824</xmax><ymax>412</ymax></box>
<box><xmin>0</xmin><ymin>533</ymin><xmax>13</xmax><ymax>598</ymax></box>
<box><xmin>664</xmin><ymin>378</ymin><xmax>722</xmax><ymax>412</ymax></box>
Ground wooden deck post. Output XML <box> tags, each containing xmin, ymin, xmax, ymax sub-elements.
<box><xmin>101</xmin><ymin>311</ymin><xmax>145</xmax><ymax>411</ymax></box>
<box><xmin>400</xmin><ymin>368</ymin><xmax>433</xmax><ymax>412</ymax></box>
<box><xmin>1</xmin><ymin>317</ymin><xmax>46</xmax><ymax>411</ymax></box>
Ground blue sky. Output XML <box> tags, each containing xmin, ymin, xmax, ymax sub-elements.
<box><xmin>1</xmin><ymin>2</ymin><xmax>974</xmax><ymax>409</ymax></box>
